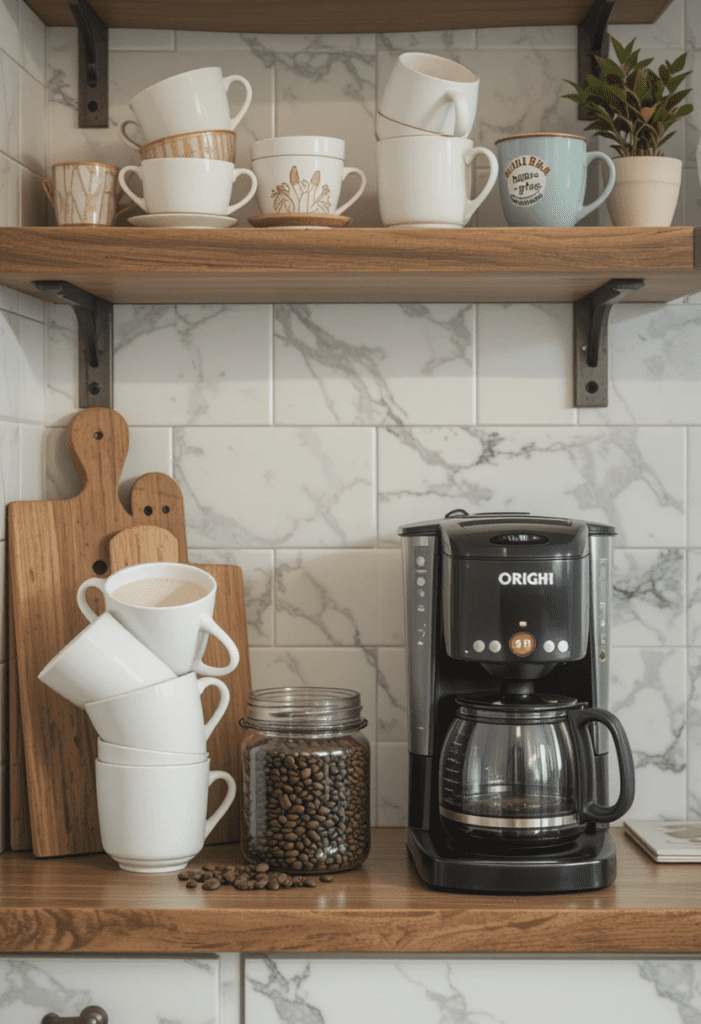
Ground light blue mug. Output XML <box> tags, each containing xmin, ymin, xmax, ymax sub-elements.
<box><xmin>496</xmin><ymin>132</ymin><xmax>615</xmax><ymax>227</ymax></box>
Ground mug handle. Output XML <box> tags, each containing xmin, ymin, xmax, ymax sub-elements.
<box><xmin>193</xmin><ymin>612</ymin><xmax>241</xmax><ymax>675</ymax></box>
<box><xmin>197</xmin><ymin>677</ymin><xmax>231</xmax><ymax>740</ymax></box>
<box><xmin>225</xmin><ymin>168</ymin><xmax>257</xmax><ymax>215</ymax></box>
<box><xmin>336</xmin><ymin>167</ymin><xmax>367</xmax><ymax>216</ymax></box>
<box><xmin>204</xmin><ymin>770</ymin><xmax>237</xmax><ymax>838</ymax></box>
<box><xmin>77</xmin><ymin>577</ymin><xmax>106</xmax><ymax>623</ymax></box>
<box><xmin>463</xmin><ymin>146</ymin><xmax>499</xmax><ymax>225</ymax></box>
<box><xmin>119</xmin><ymin>119</ymin><xmax>143</xmax><ymax>150</ymax></box>
<box><xmin>577</xmin><ymin>151</ymin><xmax>617</xmax><ymax>223</ymax></box>
<box><xmin>222</xmin><ymin>74</ymin><xmax>253</xmax><ymax>132</ymax></box>
<box><xmin>118</xmin><ymin>165</ymin><xmax>147</xmax><ymax>212</ymax></box>
<box><xmin>447</xmin><ymin>88</ymin><xmax>471</xmax><ymax>138</ymax></box>
<box><xmin>42</xmin><ymin>179</ymin><xmax>55</xmax><ymax>209</ymax></box>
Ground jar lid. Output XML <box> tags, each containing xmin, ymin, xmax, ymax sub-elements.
<box><xmin>242</xmin><ymin>687</ymin><xmax>367</xmax><ymax>733</ymax></box>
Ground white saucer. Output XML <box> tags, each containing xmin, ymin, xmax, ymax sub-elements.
<box><xmin>128</xmin><ymin>212</ymin><xmax>238</xmax><ymax>229</ymax></box>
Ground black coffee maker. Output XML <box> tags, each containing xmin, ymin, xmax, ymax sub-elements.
<box><xmin>398</xmin><ymin>509</ymin><xmax>635</xmax><ymax>894</ymax></box>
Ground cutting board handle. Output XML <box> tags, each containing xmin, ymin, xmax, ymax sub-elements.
<box><xmin>67</xmin><ymin>409</ymin><xmax>130</xmax><ymax>496</ymax></box>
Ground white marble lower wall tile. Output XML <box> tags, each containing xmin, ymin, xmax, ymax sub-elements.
<box><xmin>190</xmin><ymin>548</ymin><xmax>274</xmax><ymax>646</ymax></box>
<box><xmin>273</xmin><ymin>304</ymin><xmax>476</xmax><ymax>426</ymax></box>
<box><xmin>377</xmin><ymin>426</ymin><xmax>685</xmax><ymax>547</ymax></box>
<box><xmin>475</xmin><ymin>304</ymin><xmax>576</xmax><ymax>425</ymax></box>
<box><xmin>174</xmin><ymin>427</ymin><xmax>375</xmax><ymax>548</ymax></box>
<box><xmin>613</xmin><ymin>549</ymin><xmax>685</xmax><ymax>647</ymax></box>
<box><xmin>19</xmin><ymin>424</ymin><xmax>44</xmax><ymax>500</ymax></box>
<box><xmin>689</xmin><ymin>429</ymin><xmax>701</xmax><ymax>548</ymax></box>
<box><xmin>689</xmin><ymin>551</ymin><xmax>701</xmax><ymax>646</ymax></box>
<box><xmin>245</xmin><ymin>957</ymin><xmax>701</xmax><ymax>1024</ymax></box>
<box><xmin>0</xmin><ymin>423</ymin><xmax>20</xmax><ymax>542</ymax></box>
<box><xmin>275</xmin><ymin>548</ymin><xmax>403</xmax><ymax>646</ymax></box>
<box><xmin>689</xmin><ymin>650</ymin><xmax>701</xmax><ymax>818</ymax></box>
<box><xmin>114</xmin><ymin>305</ymin><xmax>273</xmax><ymax>427</ymax></box>
<box><xmin>377</xmin><ymin>647</ymin><xmax>407</xmax><ymax>742</ymax></box>
<box><xmin>377</xmin><ymin>742</ymin><xmax>408</xmax><ymax>826</ymax></box>
<box><xmin>579</xmin><ymin>303</ymin><xmax>701</xmax><ymax>426</ymax></box>
<box><xmin>609</xmin><ymin>647</ymin><xmax>687</xmax><ymax>819</ymax></box>
<box><xmin>0</xmin><ymin>955</ymin><xmax>221</xmax><ymax>1023</ymax></box>
<box><xmin>0</xmin><ymin>154</ymin><xmax>19</xmax><ymax>228</ymax></box>
<box><xmin>45</xmin><ymin>426</ymin><xmax>172</xmax><ymax>507</ymax></box>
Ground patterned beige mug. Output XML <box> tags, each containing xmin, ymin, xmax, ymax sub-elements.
<box><xmin>43</xmin><ymin>161</ymin><xmax>131</xmax><ymax>226</ymax></box>
<box><xmin>136</xmin><ymin>129</ymin><xmax>236</xmax><ymax>163</ymax></box>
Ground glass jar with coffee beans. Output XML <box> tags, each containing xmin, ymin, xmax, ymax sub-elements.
<box><xmin>240</xmin><ymin>688</ymin><xmax>370</xmax><ymax>874</ymax></box>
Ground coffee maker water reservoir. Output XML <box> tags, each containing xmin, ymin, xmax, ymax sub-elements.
<box><xmin>399</xmin><ymin>510</ymin><xmax>635</xmax><ymax>894</ymax></box>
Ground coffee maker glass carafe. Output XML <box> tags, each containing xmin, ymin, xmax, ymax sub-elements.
<box><xmin>439</xmin><ymin>691</ymin><xmax>635</xmax><ymax>848</ymax></box>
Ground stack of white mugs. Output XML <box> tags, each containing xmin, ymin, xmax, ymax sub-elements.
<box><xmin>117</xmin><ymin>66</ymin><xmax>258</xmax><ymax>225</ymax></box>
<box><xmin>39</xmin><ymin>562</ymin><xmax>240</xmax><ymax>873</ymax></box>
<box><xmin>376</xmin><ymin>52</ymin><xmax>498</xmax><ymax>228</ymax></box>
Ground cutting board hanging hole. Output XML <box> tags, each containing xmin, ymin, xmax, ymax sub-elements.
<box><xmin>93</xmin><ymin>431</ymin><xmax>103</xmax><ymax>440</ymax></box>
<box><xmin>92</xmin><ymin>560</ymin><xmax>108</xmax><ymax>575</ymax></box>
<box><xmin>143</xmin><ymin>506</ymin><xmax>153</xmax><ymax>516</ymax></box>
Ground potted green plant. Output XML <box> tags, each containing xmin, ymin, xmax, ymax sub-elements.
<box><xmin>564</xmin><ymin>35</ymin><xmax>692</xmax><ymax>226</ymax></box>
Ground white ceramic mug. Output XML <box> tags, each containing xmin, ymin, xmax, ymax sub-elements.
<box><xmin>251</xmin><ymin>136</ymin><xmax>366</xmax><ymax>217</ymax></box>
<box><xmin>77</xmin><ymin>561</ymin><xmax>240</xmax><ymax>677</ymax></box>
<box><xmin>377</xmin><ymin>136</ymin><xmax>499</xmax><ymax>227</ymax></box>
<box><xmin>38</xmin><ymin>611</ymin><xmax>174</xmax><ymax>707</ymax></box>
<box><xmin>118</xmin><ymin>158</ymin><xmax>257</xmax><ymax>217</ymax></box>
<box><xmin>97</xmin><ymin>738</ymin><xmax>207</xmax><ymax>766</ymax></box>
<box><xmin>95</xmin><ymin>758</ymin><xmax>237</xmax><ymax>872</ymax></box>
<box><xmin>85</xmin><ymin>672</ymin><xmax>230</xmax><ymax>753</ymax></box>
<box><xmin>379</xmin><ymin>52</ymin><xmax>480</xmax><ymax>138</ymax></box>
<box><xmin>119</xmin><ymin>67</ymin><xmax>252</xmax><ymax>149</ymax></box>
<box><xmin>375</xmin><ymin>110</ymin><xmax>450</xmax><ymax>140</ymax></box>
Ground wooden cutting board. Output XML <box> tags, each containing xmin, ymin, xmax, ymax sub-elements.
<box><xmin>7</xmin><ymin>414</ymin><xmax>196</xmax><ymax>856</ymax></box>
<box><xmin>108</xmin><ymin>523</ymin><xmax>250</xmax><ymax>844</ymax></box>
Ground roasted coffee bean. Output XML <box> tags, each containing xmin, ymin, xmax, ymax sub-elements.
<box><xmin>185</xmin><ymin>878</ymin><xmax>198</xmax><ymax>889</ymax></box>
<box><xmin>202</xmin><ymin>878</ymin><xmax>221</xmax><ymax>890</ymax></box>
<box><xmin>256</xmin><ymin>863</ymin><xmax>270</xmax><ymax>873</ymax></box>
<box><xmin>240</xmin><ymin>733</ymin><xmax>370</xmax><ymax>875</ymax></box>
<box><xmin>319</xmin><ymin>874</ymin><xmax>334</xmax><ymax>882</ymax></box>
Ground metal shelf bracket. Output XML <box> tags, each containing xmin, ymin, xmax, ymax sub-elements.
<box><xmin>578</xmin><ymin>0</ymin><xmax>616</xmax><ymax>117</ymax></box>
<box><xmin>34</xmin><ymin>280</ymin><xmax>113</xmax><ymax>409</ymax></box>
<box><xmin>573</xmin><ymin>278</ymin><xmax>644</xmax><ymax>407</ymax></box>
<box><xmin>68</xmin><ymin>0</ymin><xmax>109</xmax><ymax>128</ymax></box>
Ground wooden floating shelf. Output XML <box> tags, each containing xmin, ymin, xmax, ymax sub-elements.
<box><xmin>23</xmin><ymin>0</ymin><xmax>674</xmax><ymax>34</ymax></box>
<box><xmin>0</xmin><ymin>226</ymin><xmax>699</xmax><ymax>306</ymax></box>
<box><xmin>0</xmin><ymin>828</ymin><xmax>699</xmax><ymax>954</ymax></box>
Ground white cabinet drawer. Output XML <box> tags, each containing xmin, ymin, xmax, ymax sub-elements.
<box><xmin>0</xmin><ymin>954</ymin><xmax>240</xmax><ymax>1024</ymax></box>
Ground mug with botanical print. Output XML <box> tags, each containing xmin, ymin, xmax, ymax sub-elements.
<box><xmin>43</xmin><ymin>161</ymin><xmax>129</xmax><ymax>225</ymax></box>
<box><xmin>250</xmin><ymin>136</ymin><xmax>366</xmax><ymax>217</ymax></box>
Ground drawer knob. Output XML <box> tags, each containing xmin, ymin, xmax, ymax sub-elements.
<box><xmin>42</xmin><ymin>1008</ymin><xmax>108</xmax><ymax>1024</ymax></box>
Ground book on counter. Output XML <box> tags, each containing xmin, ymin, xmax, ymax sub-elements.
<box><xmin>623</xmin><ymin>819</ymin><xmax>701</xmax><ymax>862</ymax></box>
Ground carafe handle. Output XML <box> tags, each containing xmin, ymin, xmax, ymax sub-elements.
<box><xmin>567</xmin><ymin>706</ymin><xmax>635</xmax><ymax>823</ymax></box>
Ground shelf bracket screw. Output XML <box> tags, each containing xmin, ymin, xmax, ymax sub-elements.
<box><xmin>68</xmin><ymin>0</ymin><xmax>109</xmax><ymax>128</ymax></box>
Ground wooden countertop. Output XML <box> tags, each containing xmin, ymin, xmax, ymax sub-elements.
<box><xmin>0</xmin><ymin>828</ymin><xmax>698</xmax><ymax>954</ymax></box>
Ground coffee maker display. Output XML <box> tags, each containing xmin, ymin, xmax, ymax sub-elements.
<box><xmin>399</xmin><ymin>510</ymin><xmax>635</xmax><ymax>894</ymax></box>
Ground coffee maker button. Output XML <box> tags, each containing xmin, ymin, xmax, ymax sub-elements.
<box><xmin>557</xmin><ymin>640</ymin><xmax>569</xmax><ymax>653</ymax></box>
<box><xmin>543</xmin><ymin>640</ymin><xmax>555</xmax><ymax>653</ymax></box>
<box><xmin>416</xmin><ymin>577</ymin><xmax>426</xmax><ymax>586</ymax></box>
<box><xmin>416</xmin><ymin>556</ymin><xmax>426</xmax><ymax>567</ymax></box>
<box><xmin>473</xmin><ymin>640</ymin><xmax>485</xmax><ymax>652</ymax></box>
<box><xmin>489</xmin><ymin>640</ymin><xmax>501</xmax><ymax>653</ymax></box>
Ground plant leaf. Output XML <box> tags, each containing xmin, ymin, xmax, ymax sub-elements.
<box><xmin>310</xmin><ymin>170</ymin><xmax>321</xmax><ymax>186</ymax></box>
<box><xmin>289</xmin><ymin>166</ymin><xmax>299</xmax><ymax>186</ymax></box>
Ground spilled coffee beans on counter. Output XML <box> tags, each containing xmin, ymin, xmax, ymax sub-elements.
<box><xmin>241</xmin><ymin>737</ymin><xmax>371</xmax><ymax>873</ymax></box>
<box><xmin>178</xmin><ymin>862</ymin><xmax>336</xmax><ymax>891</ymax></box>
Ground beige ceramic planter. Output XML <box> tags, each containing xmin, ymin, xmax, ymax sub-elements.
<box><xmin>607</xmin><ymin>155</ymin><xmax>682</xmax><ymax>227</ymax></box>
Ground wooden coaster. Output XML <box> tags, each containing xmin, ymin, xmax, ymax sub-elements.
<box><xmin>248</xmin><ymin>213</ymin><xmax>352</xmax><ymax>228</ymax></box>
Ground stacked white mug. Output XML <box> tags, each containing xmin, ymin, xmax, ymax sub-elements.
<box><xmin>376</xmin><ymin>53</ymin><xmax>498</xmax><ymax>228</ymax></box>
<box><xmin>39</xmin><ymin>562</ymin><xmax>239</xmax><ymax>873</ymax></box>
<box><xmin>117</xmin><ymin>67</ymin><xmax>257</xmax><ymax>227</ymax></box>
